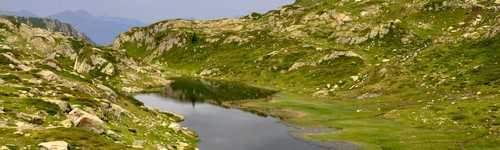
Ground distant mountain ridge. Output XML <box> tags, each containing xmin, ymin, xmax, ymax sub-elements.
<box><xmin>49</xmin><ymin>10</ymin><xmax>144</xmax><ymax>45</ymax></box>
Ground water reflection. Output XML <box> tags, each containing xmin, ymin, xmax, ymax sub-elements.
<box><xmin>162</xmin><ymin>77</ymin><xmax>277</xmax><ymax>104</ymax></box>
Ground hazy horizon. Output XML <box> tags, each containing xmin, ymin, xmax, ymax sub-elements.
<box><xmin>0</xmin><ymin>0</ymin><xmax>294</xmax><ymax>23</ymax></box>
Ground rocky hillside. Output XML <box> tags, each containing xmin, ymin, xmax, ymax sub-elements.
<box><xmin>0</xmin><ymin>15</ymin><xmax>94</xmax><ymax>45</ymax></box>
<box><xmin>0</xmin><ymin>17</ymin><xmax>196</xmax><ymax>149</ymax></box>
<box><xmin>113</xmin><ymin>0</ymin><xmax>500</xmax><ymax>149</ymax></box>
<box><xmin>114</xmin><ymin>0</ymin><xmax>500</xmax><ymax>95</ymax></box>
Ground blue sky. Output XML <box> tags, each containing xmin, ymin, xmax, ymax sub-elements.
<box><xmin>0</xmin><ymin>0</ymin><xmax>294</xmax><ymax>23</ymax></box>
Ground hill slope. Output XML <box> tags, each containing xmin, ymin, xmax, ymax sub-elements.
<box><xmin>113</xmin><ymin>0</ymin><xmax>500</xmax><ymax>149</ymax></box>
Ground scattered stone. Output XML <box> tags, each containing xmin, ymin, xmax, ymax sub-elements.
<box><xmin>0</xmin><ymin>78</ymin><xmax>4</xmax><ymax>84</ymax></box>
<box><xmin>16</xmin><ymin>112</ymin><xmax>43</xmax><ymax>125</ymax></box>
<box><xmin>73</xmin><ymin>58</ymin><xmax>93</xmax><ymax>74</ymax></box>
<box><xmin>132</xmin><ymin>140</ymin><xmax>145</xmax><ymax>148</ymax></box>
<box><xmin>38</xmin><ymin>141</ymin><xmax>69</xmax><ymax>150</ymax></box>
<box><xmin>36</xmin><ymin>70</ymin><xmax>58</xmax><ymax>81</ymax></box>
<box><xmin>68</xmin><ymin>108</ymin><xmax>105</xmax><ymax>134</ymax></box>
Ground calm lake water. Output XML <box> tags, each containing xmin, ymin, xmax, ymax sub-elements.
<box><xmin>135</xmin><ymin>93</ymin><xmax>325</xmax><ymax>150</ymax></box>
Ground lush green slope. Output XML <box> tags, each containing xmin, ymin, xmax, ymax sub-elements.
<box><xmin>0</xmin><ymin>17</ymin><xmax>196</xmax><ymax>149</ymax></box>
<box><xmin>113</xmin><ymin>0</ymin><xmax>500</xmax><ymax>149</ymax></box>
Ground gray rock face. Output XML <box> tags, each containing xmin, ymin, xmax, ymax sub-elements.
<box><xmin>38</xmin><ymin>141</ymin><xmax>69</xmax><ymax>150</ymax></box>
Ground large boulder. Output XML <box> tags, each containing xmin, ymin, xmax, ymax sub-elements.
<box><xmin>38</xmin><ymin>141</ymin><xmax>69</xmax><ymax>150</ymax></box>
<box><xmin>68</xmin><ymin>108</ymin><xmax>105</xmax><ymax>134</ymax></box>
